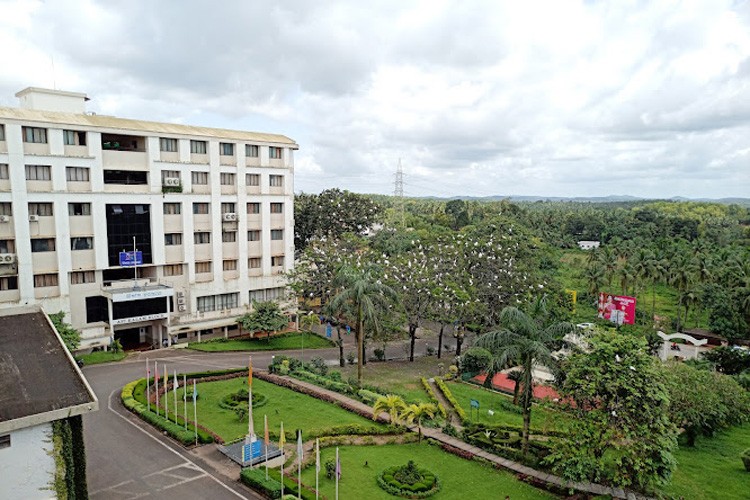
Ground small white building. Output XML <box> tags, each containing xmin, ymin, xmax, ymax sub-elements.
<box><xmin>0</xmin><ymin>306</ymin><xmax>98</xmax><ymax>499</ymax></box>
<box><xmin>577</xmin><ymin>240</ymin><xmax>600</xmax><ymax>250</ymax></box>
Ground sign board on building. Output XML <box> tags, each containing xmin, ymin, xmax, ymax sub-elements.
<box><xmin>119</xmin><ymin>251</ymin><xmax>143</xmax><ymax>267</ymax></box>
<box><xmin>111</xmin><ymin>312</ymin><xmax>169</xmax><ymax>326</ymax></box>
<box><xmin>597</xmin><ymin>292</ymin><xmax>636</xmax><ymax>326</ymax></box>
<box><xmin>112</xmin><ymin>288</ymin><xmax>174</xmax><ymax>303</ymax></box>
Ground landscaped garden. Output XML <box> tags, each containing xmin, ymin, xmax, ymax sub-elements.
<box><xmin>188</xmin><ymin>332</ymin><xmax>335</xmax><ymax>352</ymax></box>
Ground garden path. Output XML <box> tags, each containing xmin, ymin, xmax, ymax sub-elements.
<box><xmin>426</xmin><ymin>378</ymin><xmax>463</xmax><ymax>429</ymax></box>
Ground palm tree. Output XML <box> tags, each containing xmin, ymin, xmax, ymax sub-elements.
<box><xmin>330</xmin><ymin>265</ymin><xmax>396</xmax><ymax>384</ymax></box>
<box><xmin>475</xmin><ymin>296</ymin><xmax>573</xmax><ymax>457</ymax></box>
<box><xmin>372</xmin><ymin>394</ymin><xmax>406</xmax><ymax>425</ymax></box>
<box><xmin>507</xmin><ymin>369</ymin><xmax>523</xmax><ymax>405</ymax></box>
<box><xmin>402</xmin><ymin>402</ymin><xmax>437</xmax><ymax>442</ymax></box>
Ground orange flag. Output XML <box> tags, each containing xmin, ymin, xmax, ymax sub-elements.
<box><xmin>264</xmin><ymin>414</ymin><xmax>269</xmax><ymax>445</ymax></box>
<box><xmin>248</xmin><ymin>356</ymin><xmax>253</xmax><ymax>389</ymax></box>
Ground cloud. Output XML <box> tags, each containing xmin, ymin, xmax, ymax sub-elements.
<box><xmin>0</xmin><ymin>0</ymin><xmax>748</xmax><ymax>199</ymax></box>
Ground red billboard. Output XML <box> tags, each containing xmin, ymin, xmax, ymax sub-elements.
<box><xmin>598</xmin><ymin>293</ymin><xmax>636</xmax><ymax>325</ymax></box>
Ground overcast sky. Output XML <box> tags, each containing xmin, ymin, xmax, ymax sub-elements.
<box><xmin>1</xmin><ymin>0</ymin><xmax>748</xmax><ymax>199</ymax></box>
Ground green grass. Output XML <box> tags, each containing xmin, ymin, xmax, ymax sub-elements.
<box><xmin>447</xmin><ymin>382</ymin><xmax>569</xmax><ymax>432</ymax></box>
<box><xmin>662</xmin><ymin>423</ymin><xmax>750</xmax><ymax>500</ymax></box>
<box><xmin>189</xmin><ymin>377</ymin><xmax>383</xmax><ymax>442</ymax></box>
<box><xmin>188</xmin><ymin>332</ymin><xmax>335</xmax><ymax>352</ymax></box>
<box><xmin>338</xmin><ymin>358</ymin><xmax>449</xmax><ymax>403</ymax></box>
<box><xmin>78</xmin><ymin>351</ymin><xmax>127</xmax><ymax>365</ymax></box>
<box><xmin>298</xmin><ymin>443</ymin><xmax>554</xmax><ymax>499</ymax></box>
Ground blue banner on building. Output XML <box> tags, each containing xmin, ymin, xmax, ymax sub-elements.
<box><xmin>119</xmin><ymin>251</ymin><xmax>143</xmax><ymax>267</ymax></box>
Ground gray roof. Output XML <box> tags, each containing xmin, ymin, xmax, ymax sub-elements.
<box><xmin>0</xmin><ymin>307</ymin><xmax>97</xmax><ymax>431</ymax></box>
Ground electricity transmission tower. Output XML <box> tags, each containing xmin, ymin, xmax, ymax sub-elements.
<box><xmin>394</xmin><ymin>159</ymin><xmax>405</xmax><ymax>228</ymax></box>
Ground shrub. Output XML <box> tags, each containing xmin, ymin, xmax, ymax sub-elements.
<box><xmin>307</xmin><ymin>357</ymin><xmax>328</xmax><ymax>376</ymax></box>
<box><xmin>446</xmin><ymin>365</ymin><xmax>459</xmax><ymax>380</ymax></box>
<box><xmin>325</xmin><ymin>458</ymin><xmax>336</xmax><ymax>479</ymax></box>
<box><xmin>420</xmin><ymin>378</ymin><xmax>447</xmax><ymax>419</ymax></box>
<box><xmin>461</xmin><ymin>347</ymin><xmax>492</xmax><ymax>375</ymax></box>
<box><xmin>442</xmin><ymin>423</ymin><xmax>458</xmax><ymax>438</ymax></box>
<box><xmin>743</xmin><ymin>449</ymin><xmax>750</xmax><ymax>472</ymax></box>
<box><xmin>374</xmin><ymin>348</ymin><xmax>386</xmax><ymax>361</ymax></box>
<box><xmin>426</xmin><ymin>345</ymin><xmax>436</xmax><ymax>356</ymax></box>
<box><xmin>347</xmin><ymin>351</ymin><xmax>356</xmax><ymax>365</ymax></box>
<box><xmin>329</xmin><ymin>370</ymin><xmax>343</xmax><ymax>382</ymax></box>
<box><xmin>241</xmin><ymin>467</ymin><xmax>282</xmax><ymax>499</ymax></box>
<box><xmin>292</xmin><ymin>370</ymin><xmax>352</xmax><ymax>394</ymax></box>
<box><xmin>376</xmin><ymin>461</ymin><xmax>440</xmax><ymax>498</ymax></box>
<box><xmin>357</xmin><ymin>389</ymin><xmax>385</xmax><ymax>404</ymax></box>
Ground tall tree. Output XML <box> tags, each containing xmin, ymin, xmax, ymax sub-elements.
<box><xmin>237</xmin><ymin>301</ymin><xmax>289</xmax><ymax>342</ymax></box>
<box><xmin>475</xmin><ymin>296</ymin><xmax>572</xmax><ymax>456</ymax></box>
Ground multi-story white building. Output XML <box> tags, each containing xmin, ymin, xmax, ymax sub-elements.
<box><xmin>0</xmin><ymin>87</ymin><xmax>297</xmax><ymax>349</ymax></box>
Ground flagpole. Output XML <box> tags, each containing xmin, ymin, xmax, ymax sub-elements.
<box><xmin>264</xmin><ymin>414</ymin><xmax>269</xmax><ymax>480</ymax></box>
<box><xmin>146</xmin><ymin>358</ymin><xmax>151</xmax><ymax>413</ymax></box>
<box><xmin>193</xmin><ymin>380</ymin><xmax>198</xmax><ymax>446</ymax></box>
<box><xmin>132</xmin><ymin>236</ymin><xmax>137</xmax><ymax>289</ymax></box>
<box><xmin>247</xmin><ymin>356</ymin><xmax>254</xmax><ymax>442</ymax></box>
<box><xmin>173</xmin><ymin>369</ymin><xmax>178</xmax><ymax>425</ymax></box>
<box><xmin>335</xmin><ymin>447</ymin><xmax>339</xmax><ymax>500</ymax></box>
<box><xmin>183</xmin><ymin>374</ymin><xmax>188</xmax><ymax>431</ymax></box>
<box><xmin>315</xmin><ymin>438</ymin><xmax>320</xmax><ymax>500</ymax></box>
<box><xmin>164</xmin><ymin>368</ymin><xmax>169</xmax><ymax>420</ymax></box>
<box><xmin>297</xmin><ymin>430</ymin><xmax>302</xmax><ymax>500</ymax></box>
<box><xmin>155</xmin><ymin>362</ymin><xmax>159</xmax><ymax>417</ymax></box>
<box><xmin>280</xmin><ymin>422</ymin><xmax>285</xmax><ymax>498</ymax></box>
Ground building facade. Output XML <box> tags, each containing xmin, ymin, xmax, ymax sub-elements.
<box><xmin>0</xmin><ymin>88</ymin><xmax>296</xmax><ymax>349</ymax></box>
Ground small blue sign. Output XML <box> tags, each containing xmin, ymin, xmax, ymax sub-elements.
<box><xmin>345</xmin><ymin>325</ymin><xmax>351</xmax><ymax>335</ymax></box>
<box><xmin>470</xmin><ymin>399</ymin><xmax>480</xmax><ymax>409</ymax></box>
<box><xmin>242</xmin><ymin>443</ymin><xmax>252</xmax><ymax>462</ymax></box>
<box><xmin>119</xmin><ymin>251</ymin><xmax>143</xmax><ymax>267</ymax></box>
<box><xmin>326</xmin><ymin>323</ymin><xmax>332</xmax><ymax>338</ymax></box>
<box><xmin>252</xmin><ymin>440</ymin><xmax>262</xmax><ymax>458</ymax></box>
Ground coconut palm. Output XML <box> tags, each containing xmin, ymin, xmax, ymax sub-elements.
<box><xmin>330</xmin><ymin>264</ymin><xmax>397</xmax><ymax>383</ymax></box>
<box><xmin>475</xmin><ymin>295</ymin><xmax>573</xmax><ymax>457</ymax></box>
<box><xmin>402</xmin><ymin>402</ymin><xmax>437</xmax><ymax>442</ymax></box>
<box><xmin>372</xmin><ymin>394</ymin><xmax>406</xmax><ymax>425</ymax></box>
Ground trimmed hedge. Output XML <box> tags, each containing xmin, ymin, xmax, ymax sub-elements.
<box><xmin>122</xmin><ymin>379</ymin><xmax>213</xmax><ymax>445</ymax></box>
<box><xmin>434</xmin><ymin>378</ymin><xmax>467</xmax><ymax>422</ymax></box>
<box><xmin>377</xmin><ymin>462</ymin><xmax>441</xmax><ymax>498</ymax></box>
<box><xmin>294</xmin><ymin>369</ymin><xmax>352</xmax><ymax>394</ymax></box>
<box><xmin>357</xmin><ymin>389</ymin><xmax>385</xmax><ymax>405</ymax></box>
<box><xmin>420</xmin><ymin>378</ymin><xmax>448</xmax><ymax>419</ymax></box>
<box><xmin>241</xmin><ymin>467</ymin><xmax>283</xmax><ymax>499</ymax></box>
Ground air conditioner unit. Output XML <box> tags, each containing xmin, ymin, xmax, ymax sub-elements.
<box><xmin>0</xmin><ymin>253</ymin><xmax>16</xmax><ymax>264</ymax></box>
<box><xmin>178</xmin><ymin>305</ymin><xmax>186</xmax><ymax>312</ymax></box>
<box><xmin>222</xmin><ymin>213</ymin><xmax>237</xmax><ymax>222</ymax></box>
<box><xmin>28</xmin><ymin>214</ymin><xmax>39</xmax><ymax>222</ymax></box>
<box><xmin>0</xmin><ymin>215</ymin><xmax>9</xmax><ymax>223</ymax></box>
<box><xmin>177</xmin><ymin>297</ymin><xmax>185</xmax><ymax>305</ymax></box>
<box><xmin>176</xmin><ymin>290</ymin><xmax>185</xmax><ymax>298</ymax></box>
<box><xmin>164</xmin><ymin>177</ymin><xmax>181</xmax><ymax>186</ymax></box>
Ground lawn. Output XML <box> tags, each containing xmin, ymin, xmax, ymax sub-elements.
<box><xmin>337</xmin><ymin>357</ymin><xmax>449</xmax><ymax>403</ymax></box>
<box><xmin>297</xmin><ymin>443</ymin><xmax>555</xmax><ymax>499</ymax></box>
<box><xmin>447</xmin><ymin>381</ymin><xmax>569</xmax><ymax>432</ymax></box>
<box><xmin>188</xmin><ymin>332</ymin><xmax>335</xmax><ymax>352</ymax></box>
<box><xmin>78</xmin><ymin>350</ymin><xmax>127</xmax><ymax>365</ymax></box>
<box><xmin>662</xmin><ymin>423</ymin><xmax>750</xmax><ymax>500</ymax></box>
<box><xmin>188</xmin><ymin>377</ymin><xmax>384</xmax><ymax>442</ymax></box>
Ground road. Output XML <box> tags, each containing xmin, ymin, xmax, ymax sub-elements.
<box><xmin>82</xmin><ymin>330</ymin><xmax>456</xmax><ymax>499</ymax></box>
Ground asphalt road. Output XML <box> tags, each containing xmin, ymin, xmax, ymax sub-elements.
<box><xmin>82</xmin><ymin>331</ymin><xmax>458</xmax><ymax>499</ymax></box>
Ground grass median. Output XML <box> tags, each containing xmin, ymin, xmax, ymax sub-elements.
<box><xmin>188</xmin><ymin>332</ymin><xmax>335</xmax><ymax>352</ymax></box>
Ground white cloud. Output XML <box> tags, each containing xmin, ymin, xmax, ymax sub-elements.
<box><xmin>0</xmin><ymin>0</ymin><xmax>748</xmax><ymax>199</ymax></box>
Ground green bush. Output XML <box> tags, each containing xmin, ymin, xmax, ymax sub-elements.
<box><xmin>357</xmin><ymin>389</ymin><xmax>385</xmax><ymax>404</ymax></box>
<box><xmin>376</xmin><ymin>461</ymin><xmax>441</xmax><ymax>498</ymax></box>
<box><xmin>292</xmin><ymin>370</ymin><xmax>352</xmax><ymax>394</ymax></box>
<box><xmin>461</xmin><ymin>347</ymin><xmax>492</xmax><ymax>375</ymax></box>
<box><xmin>742</xmin><ymin>448</ymin><xmax>750</xmax><ymax>472</ymax></box>
<box><xmin>241</xmin><ymin>467</ymin><xmax>283</xmax><ymax>499</ymax></box>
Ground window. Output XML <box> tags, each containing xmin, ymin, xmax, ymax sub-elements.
<box><xmin>159</xmin><ymin>138</ymin><xmax>178</xmax><ymax>152</ymax></box>
<box><xmin>29</xmin><ymin>203</ymin><xmax>53</xmax><ymax>216</ymax></box>
<box><xmin>0</xmin><ymin>164</ymin><xmax>8</xmax><ymax>180</ymax></box>
<box><xmin>248</xmin><ymin>257</ymin><xmax>261</xmax><ymax>269</ymax></box>
<box><xmin>0</xmin><ymin>203</ymin><xmax>11</xmax><ymax>216</ymax></box>
<box><xmin>164</xmin><ymin>233</ymin><xmax>182</xmax><ymax>245</ymax></box>
<box><xmin>269</xmin><ymin>147</ymin><xmax>282</xmax><ymax>159</ymax></box>
<box><xmin>0</xmin><ymin>124</ymin><xmax>4</xmax><ymax>141</ymax></box>
<box><xmin>271</xmin><ymin>256</ymin><xmax>285</xmax><ymax>267</ymax></box>
<box><xmin>163</xmin><ymin>264</ymin><xmax>183</xmax><ymax>276</ymax></box>
<box><xmin>103</xmin><ymin>170</ymin><xmax>148</xmax><ymax>185</ymax></box>
<box><xmin>190</xmin><ymin>140</ymin><xmax>207</xmax><ymax>154</ymax></box>
<box><xmin>194</xmin><ymin>232</ymin><xmax>211</xmax><ymax>244</ymax></box>
<box><xmin>161</xmin><ymin>170</ymin><xmax>180</xmax><ymax>182</ymax></box>
<box><xmin>271</xmin><ymin>229</ymin><xmax>283</xmax><ymax>240</ymax></box>
<box><xmin>221</xmin><ymin>203</ymin><xmax>236</xmax><ymax>214</ymax></box>
<box><xmin>223</xmin><ymin>259</ymin><xmax>238</xmax><ymax>271</ymax></box>
<box><xmin>222</xmin><ymin>231</ymin><xmax>237</xmax><ymax>242</ymax></box>
<box><xmin>70</xmin><ymin>271</ymin><xmax>95</xmax><ymax>285</ymax></box>
<box><xmin>163</xmin><ymin>203</ymin><xmax>181</xmax><ymax>215</ymax></box>
<box><xmin>193</xmin><ymin>202</ymin><xmax>209</xmax><ymax>215</ymax></box>
<box><xmin>191</xmin><ymin>171</ymin><xmax>209</xmax><ymax>185</ymax></box>
<box><xmin>269</xmin><ymin>175</ymin><xmax>284</xmax><ymax>187</ymax></box>
<box><xmin>220</xmin><ymin>142</ymin><xmax>234</xmax><ymax>156</ymax></box>
<box><xmin>31</xmin><ymin>238</ymin><xmax>55</xmax><ymax>252</ymax></box>
<box><xmin>270</xmin><ymin>202</ymin><xmax>283</xmax><ymax>214</ymax></box>
<box><xmin>63</xmin><ymin>130</ymin><xmax>86</xmax><ymax>146</ymax></box>
<box><xmin>247</xmin><ymin>202</ymin><xmax>260</xmax><ymax>214</ymax></box>
<box><xmin>66</xmin><ymin>167</ymin><xmax>90</xmax><ymax>182</ymax></box>
<box><xmin>220</xmin><ymin>173</ymin><xmax>235</xmax><ymax>185</ymax></box>
<box><xmin>246</xmin><ymin>173</ymin><xmax>260</xmax><ymax>186</ymax></box>
<box><xmin>25</xmin><ymin>165</ymin><xmax>51</xmax><ymax>181</ymax></box>
<box><xmin>71</xmin><ymin>237</ymin><xmax>93</xmax><ymax>250</ymax></box>
<box><xmin>247</xmin><ymin>230</ymin><xmax>260</xmax><ymax>241</ymax></box>
<box><xmin>34</xmin><ymin>273</ymin><xmax>58</xmax><ymax>288</ymax></box>
<box><xmin>23</xmin><ymin>127</ymin><xmax>47</xmax><ymax>143</ymax></box>
<box><xmin>195</xmin><ymin>261</ymin><xmax>212</xmax><ymax>274</ymax></box>
<box><xmin>68</xmin><ymin>203</ymin><xmax>91</xmax><ymax>216</ymax></box>
<box><xmin>0</xmin><ymin>240</ymin><xmax>14</xmax><ymax>253</ymax></box>
<box><xmin>197</xmin><ymin>292</ymin><xmax>239</xmax><ymax>312</ymax></box>
<box><xmin>246</xmin><ymin>144</ymin><xmax>259</xmax><ymax>157</ymax></box>
<box><xmin>0</xmin><ymin>276</ymin><xmax>18</xmax><ymax>291</ymax></box>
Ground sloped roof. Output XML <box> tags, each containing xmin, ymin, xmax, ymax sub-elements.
<box><xmin>0</xmin><ymin>307</ymin><xmax>97</xmax><ymax>432</ymax></box>
<box><xmin>0</xmin><ymin>106</ymin><xmax>297</xmax><ymax>147</ymax></box>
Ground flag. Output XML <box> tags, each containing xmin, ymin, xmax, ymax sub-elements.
<box><xmin>264</xmin><ymin>415</ymin><xmax>269</xmax><ymax>446</ymax></box>
<box><xmin>297</xmin><ymin>430</ymin><xmax>303</xmax><ymax>463</ymax></box>
<box><xmin>336</xmin><ymin>448</ymin><xmax>341</xmax><ymax>479</ymax></box>
<box><xmin>315</xmin><ymin>438</ymin><xmax>320</xmax><ymax>473</ymax></box>
<box><xmin>173</xmin><ymin>370</ymin><xmax>179</xmax><ymax>392</ymax></box>
<box><xmin>248</xmin><ymin>356</ymin><xmax>253</xmax><ymax>389</ymax></box>
<box><xmin>279</xmin><ymin>422</ymin><xmax>286</xmax><ymax>448</ymax></box>
<box><xmin>193</xmin><ymin>381</ymin><xmax>197</xmax><ymax>401</ymax></box>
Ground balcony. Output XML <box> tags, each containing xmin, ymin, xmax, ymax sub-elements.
<box><xmin>101</xmin><ymin>133</ymin><xmax>148</xmax><ymax>168</ymax></box>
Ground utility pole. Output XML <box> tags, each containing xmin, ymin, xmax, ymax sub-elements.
<box><xmin>394</xmin><ymin>159</ymin><xmax>405</xmax><ymax>228</ymax></box>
